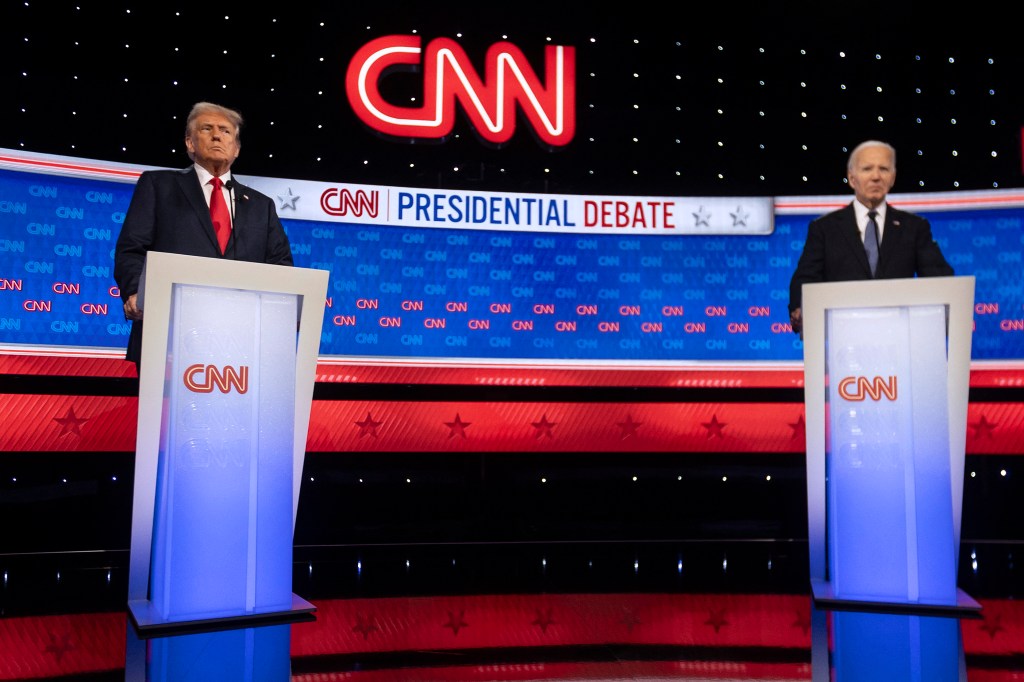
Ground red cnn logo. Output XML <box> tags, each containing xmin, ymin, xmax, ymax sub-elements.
<box><xmin>184</xmin><ymin>364</ymin><xmax>249</xmax><ymax>394</ymax></box>
<box><xmin>346</xmin><ymin>35</ymin><xmax>576</xmax><ymax>147</ymax></box>
<box><xmin>838</xmin><ymin>376</ymin><xmax>898</xmax><ymax>401</ymax></box>
<box><xmin>320</xmin><ymin>187</ymin><xmax>380</xmax><ymax>218</ymax></box>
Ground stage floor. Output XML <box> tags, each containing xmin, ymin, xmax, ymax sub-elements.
<box><xmin>1</xmin><ymin>540</ymin><xmax>1021</xmax><ymax>681</ymax></box>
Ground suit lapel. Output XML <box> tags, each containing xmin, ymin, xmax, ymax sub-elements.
<box><xmin>229</xmin><ymin>181</ymin><xmax>252</xmax><ymax>256</ymax></box>
<box><xmin>176</xmin><ymin>168</ymin><xmax>221</xmax><ymax>253</ymax></box>
<box><xmin>838</xmin><ymin>203</ymin><xmax>872</xmax><ymax>276</ymax></box>
<box><xmin>875</xmin><ymin>204</ymin><xmax>901</xmax><ymax>275</ymax></box>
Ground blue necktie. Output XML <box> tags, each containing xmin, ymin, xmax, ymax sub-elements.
<box><xmin>864</xmin><ymin>210</ymin><xmax>879</xmax><ymax>276</ymax></box>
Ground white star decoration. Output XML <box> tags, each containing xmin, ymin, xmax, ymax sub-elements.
<box><xmin>692</xmin><ymin>206</ymin><xmax>711</xmax><ymax>227</ymax></box>
<box><xmin>277</xmin><ymin>188</ymin><xmax>300</xmax><ymax>210</ymax></box>
<box><xmin>730</xmin><ymin>206</ymin><xmax>748</xmax><ymax>226</ymax></box>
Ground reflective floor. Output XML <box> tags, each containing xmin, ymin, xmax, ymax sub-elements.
<box><xmin>1</xmin><ymin>541</ymin><xmax>1022</xmax><ymax>681</ymax></box>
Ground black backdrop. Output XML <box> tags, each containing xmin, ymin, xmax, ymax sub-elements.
<box><xmin>4</xmin><ymin>2</ymin><xmax>1021</xmax><ymax>196</ymax></box>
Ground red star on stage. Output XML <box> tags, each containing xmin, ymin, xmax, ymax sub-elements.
<box><xmin>352</xmin><ymin>613</ymin><xmax>380</xmax><ymax>639</ymax></box>
<box><xmin>444</xmin><ymin>413</ymin><xmax>471</xmax><ymax>439</ymax></box>
<box><xmin>532</xmin><ymin>414</ymin><xmax>556</xmax><ymax>439</ymax></box>
<box><xmin>44</xmin><ymin>632</ymin><xmax>75</xmax><ymax>663</ymax></box>
<box><xmin>704</xmin><ymin>608</ymin><xmax>729</xmax><ymax>633</ymax></box>
<box><xmin>701</xmin><ymin>414</ymin><xmax>727</xmax><ymax>439</ymax></box>
<box><xmin>969</xmin><ymin>414</ymin><xmax>998</xmax><ymax>439</ymax></box>
<box><xmin>619</xmin><ymin>609</ymin><xmax>642</xmax><ymax>632</ymax></box>
<box><xmin>791</xmin><ymin>608</ymin><xmax>811</xmax><ymax>635</ymax></box>
<box><xmin>53</xmin><ymin>407</ymin><xmax>88</xmax><ymax>437</ymax></box>
<box><xmin>531</xmin><ymin>607</ymin><xmax>556</xmax><ymax>633</ymax></box>
<box><xmin>789</xmin><ymin>414</ymin><xmax>805</xmax><ymax>441</ymax></box>
<box><xmin>617</xmin><ymin>414</ymin><xmax>642</xmax><ymax>439</ymax></box>
<box><xmin>443</xmin><ymin>609</ymin><xmax>469</xmax><ymax>636</ymax></box>
<box><xmin>354</xmin><ymin>412</ymin><xmax>383</xmax><ymax>438</ymax></box>
<box><xmin>979</xmin><ymin>612</ymin><xmax>1005</xmax><ymax>640</ymax></box>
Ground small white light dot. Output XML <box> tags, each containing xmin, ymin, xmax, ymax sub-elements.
<box><xmin>632</xmin><ymin>475</ymin><xmax>638</xmax><ymax>482</ymax></box>
<box><xmin>721</xmin><ymin>476</ymin><xmax>727</xmax><ymax>482</ymax></box>
<box><xmin>1000</xmin><ymin>469</ymin><xmax>1007</xmax><ymax>477</ymax></box>
<box><xmin>406</xmin><ymin>477</ymin><xmax>411</xmax><ymax>483</ymax></box>
<box><xmin>541</xmin><ymin>477</ymin><xmax>547</xmax><ymax>483</ymax></box>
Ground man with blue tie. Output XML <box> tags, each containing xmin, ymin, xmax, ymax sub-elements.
<box><xmin>787</xmin><ymin>140</ymin><xmax>954</xmax><ymax>335</ymax></box>
<box><xmin>113</xmin><ymin>101</ymin><xmax>294</xmax><ymax>367</ymax></box>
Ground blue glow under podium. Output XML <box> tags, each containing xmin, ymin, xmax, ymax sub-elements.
<box><xmin>126</xmin><ymin>252</ymin><xmax>328</xmax><ymax>633</ymax></box>
<box><xmin>801</xmin><ymin>276</ymin><xmax>980</xmax><ymax>615</ymax></box>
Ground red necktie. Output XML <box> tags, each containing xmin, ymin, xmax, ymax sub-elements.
<box><xmin>209</xmin><ymin>177</ymin><xmax>231</xmax><ymax>254</ymax></box>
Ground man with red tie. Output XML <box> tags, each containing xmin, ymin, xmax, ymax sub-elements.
<box><xmin>114</xmin><ymin>101</ymin><xmax>293</xmax><ymax>367</ymax></box>
<box><xmin>787</xmin><ymin>140</ymin><xmax>954</xmax><ymax>335</ymax></box>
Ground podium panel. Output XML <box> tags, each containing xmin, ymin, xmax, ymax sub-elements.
<box><xmin>128</xmin><ymin>253</ymin><xmax>328</xmax><ymax>632</ymax></box>
<box><xmin>825</xmin><ymin>305</ymin><xmax>955</xmax><ymax>604</ymax></box>
<box><xmin>801</xmin><ymin>276</ymin><xmax>979</xmax><ymax>613</ymax></box>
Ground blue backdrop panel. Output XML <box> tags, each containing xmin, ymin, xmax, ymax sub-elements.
<box><xmin>2</xmin><ymin>166</ymin><xmax>1023</xmax><ymax>361</ymax></box>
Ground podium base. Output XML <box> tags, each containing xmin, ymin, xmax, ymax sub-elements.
<box><xmin>811</xmin><ymin>578</ymin><xmax>982</xmax><ymax>617</ymax></box>
<box><xmin>128</xmin><ymin>593</ymin><xmax>317</xmax><ymax>637</ymax></box>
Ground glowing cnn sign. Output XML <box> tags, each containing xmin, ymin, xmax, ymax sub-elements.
<box><xmin>183</xmin><ymin>364</ymin><xmax>249</xmax><ymax>394</ymax></box>
<box><xmin>837</xmin><ymin>375</ymin><xmax>898</xmax><ymax>401</ymax></box>
<box><xmin>346</xmin><ymin>35</ymin><xmax>576</xmax><ymax>147</ymax></box>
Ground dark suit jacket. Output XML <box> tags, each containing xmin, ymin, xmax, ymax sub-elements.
<box><xmin>113</xmin><ymin>167</ymin><xmax>294</xmax><ymax>365</ymax></box>
<box><xmin>788</xmin><ymin>202</ymin><xmax>953</xmax><ymax>313</ymax></box>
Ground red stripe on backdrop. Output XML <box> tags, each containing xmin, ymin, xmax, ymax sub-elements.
<box><xmin>305</xmin><ymin>401</ymin><xmax>807</xmax><ymax>453</ymax></box>
<box><xmin>1</xmin><ymin>394</ymin><xmax>1023</xmax><ymax>454</ymax></box>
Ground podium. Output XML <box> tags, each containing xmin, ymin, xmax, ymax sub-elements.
<box><xmin>126</xmin><ymin>252</ymin><xmax>329</xmax><ymax>633</ymax></box>
<box><xmin>800</xmin><ymin>276</ymin><xmax>980</xmax><ymax>613</ymax></box>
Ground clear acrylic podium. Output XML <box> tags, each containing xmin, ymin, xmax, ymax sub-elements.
<box><xmin>126</xmin><ymin>252</ymin><xmax>328</xmax><ymax>633</ymax></box>
<box><xmin>800</xmin><ymin>276</ymin><xmax>980</xmax><ymax>614</ymax></box>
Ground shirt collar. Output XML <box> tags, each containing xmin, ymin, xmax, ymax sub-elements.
<box><xmin>194</xmin><ymin>164</ymin><xmax>231</xmax><ymax>187</ymax></box>
<box><xmin>853</xmin><ymin>199</ymin><xmax>886</xmax><ymax>226</ymax></box>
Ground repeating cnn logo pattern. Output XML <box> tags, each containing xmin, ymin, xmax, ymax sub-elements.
<box><xmin>184</xmin><ymin>364</ymin><xmax>249</xmax><ymax>394</ymax></box>
<box><xmin>346</xmin><ymin>35</ymin><xmax>576</xmax><ymax>146</ymax></box>
<box><xmin>838</xmin><ymin>376</ymin><xmax>898</xmax><ymax>401</ymax></box>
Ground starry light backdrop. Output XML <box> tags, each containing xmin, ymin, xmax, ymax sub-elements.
<box><xmin>4</xmin><ymin>3</ymin><xmax>1021</xmax><ymax>196</ymax></box>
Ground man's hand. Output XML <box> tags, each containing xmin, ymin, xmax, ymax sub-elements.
<box><xmin>123</xmin><ymin>293</ymin><xmax>143</xmax><ymax>321</ymax></box>
<box><xmin>789</xmin><ymin>307</ymin><xmax>802</xmax><ymax>335</ymax></box>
